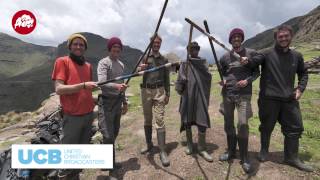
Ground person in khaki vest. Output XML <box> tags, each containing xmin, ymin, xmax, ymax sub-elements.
<box><xmin>138</xmin><ymin>34</ymin><xmax>170</xmax><ymax>167</ymax></box>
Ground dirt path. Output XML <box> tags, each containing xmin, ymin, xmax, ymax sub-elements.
<box><xmin>83</xmin><ymin>95</ymin><xmax>320</xmax><ymax>180</ymax></box>
<box><xmin>0</xmin><ymin>94</ymin><xmax>319</xmax><ymax>179</ymax></box>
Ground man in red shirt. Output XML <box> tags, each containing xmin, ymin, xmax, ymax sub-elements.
<box><xmin>51</xmin><ymin>33</ymin><xmax>97</xmax><ymax>179</ymax></box>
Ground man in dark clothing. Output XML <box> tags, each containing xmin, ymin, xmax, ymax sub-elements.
<box><xmin>176</xmin><ymin>42</ymin><xmax>213</xmax><ymax>162</ymax></box>
<box><xmin>218</xmin><ymin>28</ymin><xmax>260</xmax><ymax>173</ymax></box>
<box><xmin>241</xmin><ymin>25</ymin><xmax>313</xmax><ymax>172</ymax></box>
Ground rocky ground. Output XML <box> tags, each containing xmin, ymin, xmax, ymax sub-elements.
<box><xmin>0</xmin><ymin>85</ymin><xmax>319</xmax><ymax>180</ymax></box>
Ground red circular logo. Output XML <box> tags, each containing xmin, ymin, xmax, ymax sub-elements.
<box><xmin>12</xmin><ymin>10</ymin><xmax>37</xmax><ymax>35</ymax></box>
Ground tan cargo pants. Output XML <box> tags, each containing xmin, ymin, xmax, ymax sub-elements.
<box><xmin>141</xmin><ymin>87</ymin><xmax>166</xmax><ymax>129</ymax></box>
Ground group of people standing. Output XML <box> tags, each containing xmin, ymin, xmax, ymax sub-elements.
<box><xmin>51</xmin><ymin>24</ymin><xmax>314</xmax><ymax>179</ymax></box>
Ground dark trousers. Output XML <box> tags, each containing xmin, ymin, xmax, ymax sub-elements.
<box><xmin>98</xmin><ymin>95</ymin><xmax>123</xmax><ymax>144</ymax></box>
<box><xmin>223</xmin><ymin>95</ymin><xmax>252</xmax><ymax>137</ymax></box>
<box><xmin>185</xmin><ymin>125</ymin><xmax>206</xmax><ymax>133</ymax></box>
<box><xmin>258</xmin><ymin>97</ymin><xmax>304</xmax><ymax>138</ymax></box>
<box><xmin>61</xmin><ymin>112</ymin><xmax>94</xmax><ymax>144</ymax></box>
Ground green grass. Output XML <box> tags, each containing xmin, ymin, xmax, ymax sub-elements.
<box><xmin>298</xmin><ymin>45</ymin><xmax>320</xmax><ymax>167</ymax></box>
<box><xmin>294</xmin><ymin>42</ymin><xmax>320</xmax><ymax>61</ymax></box>
<box><xmin>0</xmin><ymin>52</ymin><xmax>51</xmax><ymax>78</ymax></box>
<box><xmin>0</xmin><ymin>111</ymin><xmax>34</xmax><ymax>129</ymax></box>
<box><xmin>193</xmin><ymin>176</ymin><xmax>205</xmax><ymax>180</ymax></box>
<box><xmin>0</xmin><ymin>136</ymin><xmax>29</xmax><ymax>149</ymax></box>
<box><xmin>126</xmin><ymin>76</ymin><xmax>143</xmax><ymax>112</ymax></box>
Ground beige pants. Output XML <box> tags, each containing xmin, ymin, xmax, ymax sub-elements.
<box><xmin>141</xmin><ymin>87</ymin><xmax>166</xmax><ymax>129</ymax></box>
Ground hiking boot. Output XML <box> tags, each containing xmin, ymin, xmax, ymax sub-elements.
<box><xmin>185</xmin><ymin>128</ymin><xmax>193</xmax><ymax>155</ymax></box>
<box><xmin>219</xmin><ymin>135</ymin><xmax>237</xmax><ymax>161</ymax></box>
<box><xmin>238</xmin><ymin>125</ymin><xmax>251</xmax><ymax>173</ymax></box>
<box><xmin>258</xmin><ymin>131</ymin><xmax>271</xmax><ymax>162</ymax></box>
<box><xmin>157</xmin><ymin>128</ymin><xmax>170</xmax><ymax>167</ymax></box>
<box><xmin>114</xmin><ymin>162</ymin><xmax>122</xmax><ymax>169</ymax></box>
<box><xmin>284</xmin><ymin>137</ymin><xmax>314</xmax><ymax>172</ymax></box>
<box><xmin>198</xmin><ymin>132</ymin><xmax>213</xmax><ymax>162</ymax></box>
<box><xmin>109</xmin><ymin>170</ymin><xmax>118</xmax><ymax>180</ymax></box>
<box><xmin>58</xmin><ymin>169</ymin><xmax>79</xmax><ymax>180</ymax></box>
<box><xmin>140</xmin><ymin>126</ymin><xmax>154</xmax><ymax>154</ymax></box>
<box><xmin>238</xmin><ymin>137</ymin><xmax>251</xmax><ymax>173</ymax></box>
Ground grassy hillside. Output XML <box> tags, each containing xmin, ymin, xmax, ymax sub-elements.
<box><xmin>0</xmin><ymin>32</ymin><xmax>142</xmax><ymax>114</ymax></box>
<box><xmin>0</xmin><ymin>33</ymin><xmax>56</xmax><ymax>79</ymax></box>
<box><xmin>243</xmin><ymin>6</ymin><xmax>320</xmax><ymax>51</ymax></box>
<box><xmin>57</xmin><ymin>32</ymin><xmax>143</xmax><ymax>79</ymax></box>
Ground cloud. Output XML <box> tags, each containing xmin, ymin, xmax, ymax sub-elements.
<box><xmin>162</xmin><ymin>18</ymin><xmax>183</xmax><ymax>36</ymax></box>
<box><xmin>0</xmin><ymin>0</ymin><xmax>319</xmax><ymax>61</ymax></box>
<box><xmin>254</xmin><ymin>22</ymin><xmax>270</xmax><ymax>34</ymax></box>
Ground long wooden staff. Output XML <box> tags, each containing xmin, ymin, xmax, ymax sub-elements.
<box><xmin>185</xmin><ymin>18</ymin><xmax>241</xmax><ymax>60</ymax></box>
<box><xmin>203</xmin><ymin>20</ymin><xmax>223</xmax><ymax>81</ymax></box>
<box><xmin>124</xmin><ymin>0</ymin><xmax>169</xmax><ymax>85</ymax></box>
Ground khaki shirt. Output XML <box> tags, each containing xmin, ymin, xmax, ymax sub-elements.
<box><xmin>142</xmin><ymin>53</ymin><xmax>170</xmax><ymax>96</ymax></box>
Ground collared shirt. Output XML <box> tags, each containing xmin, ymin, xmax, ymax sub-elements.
<box><xmin>142</xmin><ymin>53</ymin><xmax>170</xmax><ymax>96</ymax></box>
<box><xmin>97</xmin><ymin>56</ymin><xmax>124</xmax><ymax>97</ymax></box>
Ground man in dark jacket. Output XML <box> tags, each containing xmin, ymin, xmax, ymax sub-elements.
<box><xmin>241</xmin><ymin>25</ymin><xmax>313</xmax><ymax>172</ymax></box>
<box><xmin>176</xmin><ymin>42</ymin><xmax>213</xmax><ymax>162</ymax></box>
<box><xmin>218</xmin><ymin>28</ymin><xmax>260</xmax><ymax>173</ymax></box>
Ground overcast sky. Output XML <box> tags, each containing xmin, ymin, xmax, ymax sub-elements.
<box><xmin>0</xmin><ymin>0</ymin><xmax>319</xmax><ymax>61</ymax></box>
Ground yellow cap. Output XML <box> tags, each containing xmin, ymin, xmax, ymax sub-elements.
<box><xmin>67</xmin><ymin>33</ymin><xmax>88</xmax><ymax>49</ymax></box>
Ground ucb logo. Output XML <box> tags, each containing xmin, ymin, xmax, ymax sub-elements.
<box><xmin>18</xmin><ymin>149</ymin><xmax>61</xmax><ymax>164</ymax></box>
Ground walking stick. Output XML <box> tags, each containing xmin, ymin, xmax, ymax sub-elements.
<box><xmin>125</xmin><ymin>0</ymin><xmax>169</xmax><ymax>85</ymax></box>
<box><xmin>185</xmin><ymin>24</ymin><xmax>193</xmax><ymax>125</ymax></box>
<box><xmin>97</xmin><ymin>62</ymin><xmax>180</xmax><ymax>86</ymax></box>
<box><xmin>185</xmin><ymin>18</ymin><xmax>241</xmax><ymax>61</ymax></box>
<box><xmin>109</xmin><ymin>0</ymin><xmax>169</xmax><ymax>106</ymax></box>
<box><xmin>203</xmin><ymin>20</ymin><xmax>223</xmax><ymax>81</ymax></box>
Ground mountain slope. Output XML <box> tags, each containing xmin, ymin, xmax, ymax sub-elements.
<box><xmin>57</xmin><ymin>32</ymin><xmax>142</xmax><ymax>79</ymax></box>
<box><xmin>243</xmin><ymin>5</ymin><xmax>320</xmax><ymax>50</ymax></box>
<box><xmin>0</xmin><ymin>32</ymin><xmax>142</xmax><ymax>114</ymax></box>
<box><xmin>0</xmin><ymin>33</ymin><xmax>56</xmax><ymax>80</ymax></box>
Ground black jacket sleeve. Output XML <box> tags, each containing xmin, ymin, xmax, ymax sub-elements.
<box><xmin>296</xmin><ymin>53</ymin><xmax>308</xmax><ymax>92</ymax></box>
<box><xmin>246</xmin><ymin>51</ymin><xmax>260</xmax><ymax>83</ymax></box>
<box><xmin>219</xmin><ymin>56</ymin><xmax>228</xmax><ymax>78</ymax></box>
<box><xmin>247</xmin><ymin>51</ymin><xmax>265</xmax><ymax>68</ymax></box>
<box><xmin>246</xmin><ymin>66</ymin><xmax>260</xmax><ymax>83</ymax></box>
